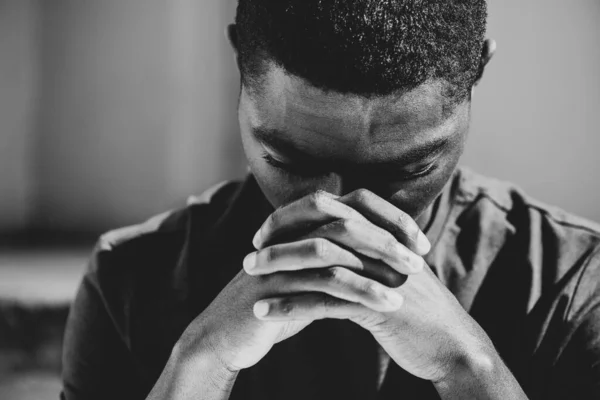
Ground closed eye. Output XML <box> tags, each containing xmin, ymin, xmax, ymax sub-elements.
<box><xmin>263</xmin><ymin>152</ymin><xmax>436</xmax><ymax>181</ymax></box>
<box><xmin>373</xmin><ymin>162</ymin><xmax>437</xmax><ymax>181</ymax></box>
<box><xmin>262</xmin><ymin>153</ymin><xmax>329</xmax><ymax>178</ymax></box>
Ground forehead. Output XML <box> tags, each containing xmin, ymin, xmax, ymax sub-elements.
<box><xmin>242</xmin><ymin>64</ymin><xmax>468</xmax><ymax>159</ymax></box>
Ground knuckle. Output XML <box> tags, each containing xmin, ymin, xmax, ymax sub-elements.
<box><xmin>397</xmin><ymin>250</ymin><xmax>412</xmax><ymax>265</ymax></box>
<box><xmin>400</xmin><ymin>251</ymin><xmax>422</xmax><ymax>272</ymax></box>
<box><xmin>266</xmin><ymin>211</ymin><xmax>281</xmax><ymax>230</ymax></box>
<box><xmin>260</xmin><ymin>272</ymin><xmax>277</xmax><ymax>286</ymax></box>
<box><xmin>395</xmin><ymin>209</ymin><xmax>410</xmax><ymax>224</ymax></box>
<box><xmin>406</xmin><ymin>251</ymin><xmax>421</xmax><ymax>265</ymax></box>
<box><xmin>382</xmin><ymin>236</ymin><xmax>401</xmax><ymax>257</ymax></box>
<box><xmin>317</xmin><ymin>266</ymin><xmax>342</xmax><ymax>282</ymax></box>
<box><xmin>395</xmin><ymin>212</ymin><xmax>418</xmax><ymax>238</ymax></box>
<box><xmin>264</xmin><ymin>246</ymin><xmax>278</xmax><ymax>263</ymax></box>
<box><xmin>352</xmin><ymin>188</ymin><xmax>373</xmax><ymax>204</ymax></box>
<box><xmin>279</xmin><ymin>298</ymin><xmax>295</xmax><ymax>315</ymax></box>
<box><xmin>412</xmin><ymin>255</ymin><xmax>425</xmax><ymax>271</ymax></box>
<box><xmin>308</xmin><ymin>191</ymin><xmax>333</xmax><ymax>212</ymax></box>
<box><xmin>321</xmin><ymin>294</ymin><xmax>338</xmax><ymax>313</ymax></box>
<box><xmin>314</xmin><ymin>189</ymin><xmax>330</xmax><ymax>198</ymax></box>
<box><xmin>333</xmin><ymin>218</ymin><xmax>355</xmax><ymax>236</ymax></box>
<box><xmin>311</xmin><ymin>238</ymin><xmax>331</xmax><ymax>260</ymax></box>
<box><xmin>344</xmin><ymin>218</ymin><xmax>360</xmax><ymax>233</ymax></box>
<box><xmin>359</xmin><ymin>280</ymin><xmax>378</xmax><ymax>298</ymax></box>
<box><xmin>395</xmin><ymin>213</ymin><xmax>412</xmax><ymax>232</ymax></box>
<box><xmin>329</xmin><ymin>266</ymin><xmax>347</xmax><ymax>281</ymax></box>
<box><xmin>408</xmin><ymin>228</ymin><xmax>421</xmax><ymax>243</ymax></box>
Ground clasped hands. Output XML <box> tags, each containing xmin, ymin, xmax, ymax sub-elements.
<box><xmin>243</xmin><ymin>189</ymin><xmax>492</xmax><ymax>384</ymax></box>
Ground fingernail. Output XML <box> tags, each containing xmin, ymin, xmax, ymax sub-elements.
<box><xmin>243</xmin><ymin>252</ymin><xmax>257</xmax><ymax>272</ymax></box>
<box><xmin>384</xmin><ymin>290</ymin><xmax>404</xmax><ymax>309</ymax></box>
<box><xmin>416</xmin><ymin>231</ymin><xmax>431</xmax><ymax>255</ymax></box>
<box><xmin>252</xmin><ymin>229</ymin><xmax>262</xmax><ymax>249</ymax></box>
<box><xmin>254</xmin><ymin>301</ymin><xmax>270</xmax><ymax>318</ymax></box>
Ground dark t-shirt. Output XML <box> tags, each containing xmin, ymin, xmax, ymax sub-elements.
<box><xmin>61</xmin><ymin>167</ymin><xmax>600</xmax><ymax>400</ymax></box>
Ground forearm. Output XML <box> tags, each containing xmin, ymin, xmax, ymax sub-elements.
<box><xmin>146</xmin><ymin>341</ymin><xmax>239</xmax><ymax>400</ymax></box>
<box><xmin>434</xmin><ymin>349</ymin><xmax>528</xmax><ymax>400</ymax></box>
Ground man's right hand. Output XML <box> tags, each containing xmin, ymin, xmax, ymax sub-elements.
<box><xmin>175</xmin><ymin>191</ymin><xmax>426</xmax><ymax>374</ymax></box>
<box><xmin>176</xmin><ymin>257</ymin><xmax>401</xmax><ymax>373</ymax></box>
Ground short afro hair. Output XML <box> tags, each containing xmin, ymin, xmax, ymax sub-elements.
<box><xmin>235</xmin><ymin>0</ymin><xmax>487</xmax><ymax>105</ymax></box>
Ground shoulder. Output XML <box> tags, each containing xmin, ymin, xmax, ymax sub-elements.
<box><xmin>449</xmin><ymin>167</ymin><xmax>600</xmax><ymax>311</ymax></box>
<box><xmin>90</xmin><ymin>178</ymin><xmax>242</xmax><ymax>270</ymax></box>
<box><xmin>453</xmin><ymin>166</ymin><xmax>600</xmax><ymax>247</ymax></box>
<box><xmin>455</xmin><ymin>167</ymin><xmax>600</xmax><ymax>235</ymax></box>
<box><xmin>80</xmin><ymin>179</ymin><xmax>243</xmax><ymax>328</ymax></box>
<box><xmin>96</xmin><ymin>180</ymin><xmax>241</xmax><ymax>254</ymax></box>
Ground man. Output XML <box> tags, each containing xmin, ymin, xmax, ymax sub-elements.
<box><xmin>61</xmin><ymin>1</ymin><xmax>600</xmax><ymax>399</ymax></box>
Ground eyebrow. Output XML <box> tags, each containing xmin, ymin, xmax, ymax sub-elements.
<box><xmin>252</xmin><ymin>127</ymin><xmax>452</xmax><ymax>171</ymax></box>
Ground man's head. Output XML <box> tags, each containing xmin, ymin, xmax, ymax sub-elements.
<box><xmin>229</xmin><ymin>0</ymin><xmax>495</xmax><ymax>222</ymax></box>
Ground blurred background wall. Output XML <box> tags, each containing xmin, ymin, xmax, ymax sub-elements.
<box><xmin>1</xmin><ymin>0</ymin><xmax>244</xmax><ymax>235</ymax></box>
<box><xmin>465</xmin><ymin>0</ymin><xmax>600</xmax><ymax>223</ymax></box>
<box><xmin>0</xmin><ymin>0</ymin><xmax>38</xmax><ymax>232</ymax></box>
<box><xmin>1</xmin><ymin>0</ymin><xmax>599</xmax><ymax>235</ymax></box>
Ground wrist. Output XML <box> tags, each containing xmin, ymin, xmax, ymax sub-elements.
<box><xmin>436</xmin><ymin>347</ymin><xmax>498</xmax><ymax>387</ymax></box>
<box><xmin>435</xmin><ymin>318</ymin><xmax>500</xmax><ymax>385</ymax></box>
<box><xmin>173</xmin><ymin>330</ymin><xmax>239</xmax><ymax>375</ymax></box>
<box><xmin>146</xmin><ymin>337</ymin><xmax>238</xmax><ymax>400</ymax></box>
<box><xmin>433</xmin><ymin>346</ymin><xmax>528</xmax><ymax>400</ymax></box>
<box><xmin>171</xmin><ymin>333</ymin><xmax>239</xmax><ymax>391</ymax></box>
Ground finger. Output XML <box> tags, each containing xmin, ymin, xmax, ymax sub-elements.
<box><xmin>339</xmin><ymin>189</ymin><xmax>431</xmax><ymax>256</ymax></box>
<box><xmin>252</xmin><ymin>190</ymin><xmax>367</xmax><ymax>249</ymax></box>
<box><xmin>276</xmin><ymin>267</ymin><xmax>405</xmax><ymax>312</ymax></box>
<box><xmin>253</xmin><ymin>293</ymin><xmax>375</xmax><ymax>321</ymax></box>
<box><xmin>244</xmin><ymin>238</ymin><xmax>360</xmax><ymax>274</ymax></box>
<box><xmin>243</xmin><ymin>238</ymin><xmax>408</xmax><ymax>287</ymax></box>
<box><xmin>300</xmin><ymin>219</ymin><xmax>424</xmax><ymax>275</ymax></box>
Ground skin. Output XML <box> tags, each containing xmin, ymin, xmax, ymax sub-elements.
<box><xmin>240</xmin><ymin>63</ymin><xmax>466</xmax><ymax>222</ymax></box>
<box><xmin>148</xmin><ymin>25</ymin><xmax>528</xmax><ymax>400</ymax></box>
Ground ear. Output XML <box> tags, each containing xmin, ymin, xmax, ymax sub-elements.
<box><xmin>225</xmin><ymin>23</ymin><xmax>241</xmax><ymax>72</ymax></box>
<box><xmin>473</xmin><ymin>38</ymin><xmax>497</xmax><ymax>88</ymax></box>
<box><xmin>225</xmin><ymin>23</ymin><xmax>239</xmax><ymax>56</ymax></box>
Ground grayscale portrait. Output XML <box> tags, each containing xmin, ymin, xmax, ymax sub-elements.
<box><xmin>1</xmin><ymin>1</ymin><xmax>599</xmax><ymax>399</ymax></box>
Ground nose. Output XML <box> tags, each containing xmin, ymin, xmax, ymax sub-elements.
<box><xmin>339</xmin><ymin>172</ymin><xmax>396</xmax><ymax>200</ymax></box>
<box><xmin>316</xmin><ymin>173</ymin><xmax>364</xmax><ymax>197</ymax></box>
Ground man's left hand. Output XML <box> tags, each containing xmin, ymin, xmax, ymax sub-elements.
<box><xmin>247</xmin><ymin>189</ymin><xmax>497</xmax><ymax>384</ymax></box>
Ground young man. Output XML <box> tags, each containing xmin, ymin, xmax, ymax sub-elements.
<box><xmin>61</xmin><ymin>1</ymin><xmax>600</xmax><ymax>399</ymax></box>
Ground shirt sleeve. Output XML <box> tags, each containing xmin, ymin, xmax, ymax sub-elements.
<box><xmin>546</xmin><ymin>305</ymin><xmax>600</xmax><ymax>399</ymax></box>
<box><xmin>61</xmin><ymin>251</ymin><xmax>140</xmax><ymax>400</ymax></box>
<box><xmin>545</xmin><ymin>249</ymin><xmax>600</xmax><ymax>399</ymax></box>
